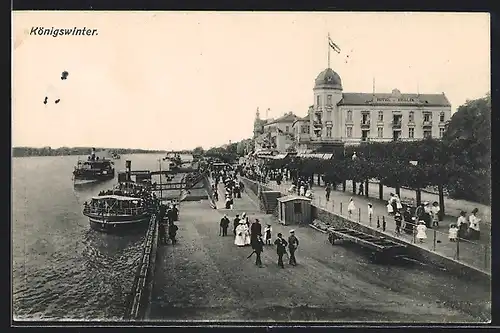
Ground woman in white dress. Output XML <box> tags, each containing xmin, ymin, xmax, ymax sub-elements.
<box><xmin>243</xmin><ymin>222</ymin><xmax>251</xmax><ymax>246</ymax></box>
<box><xmin>347</xmin><ymin>197</ymin><xmax>356</xmax><ymax>218</ymax></box>
<box><xmin>416</xmin><ymin>221</ymin><xmax>427</xmax><ymax>243</ymax></box>
<box><xmin>234</xmin><ymin>221</ymin><xmax>247</xmax><ymax>246</ymax></box>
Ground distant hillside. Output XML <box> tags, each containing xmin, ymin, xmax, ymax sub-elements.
<box><xmin>12</xmin><ymin>147</ymin><xmax>166</xmax><ymax>157</ymax></box>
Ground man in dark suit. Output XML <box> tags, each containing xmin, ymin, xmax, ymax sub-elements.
<box><xmin>250</xmin><ymin>218</ymin><xmax>262</xmax><ymax>244</ymax></box>
<box><xmin>288</xmin><ymin>230</ymin><xmax>299</xmax><ymax>266</ymax></box>
<box><xmin>274</xmin><ymin>233</ymin><xmax>288</xmax><ymax>268</ymax></box>
<box><xmin>233</xmin><ymin>214</ymin><xmax>240</xmax><ymax>235</ymax></box>
<box><xmin>220</xmin><ymin>214</ymin><xmax>230</xmax><ymax>236</ymax></box>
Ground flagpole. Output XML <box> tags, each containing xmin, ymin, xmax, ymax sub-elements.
<box><xmin>327</xmin><ymin>33</ymin><xmax>331</xmax><ymax>68</ymax></box>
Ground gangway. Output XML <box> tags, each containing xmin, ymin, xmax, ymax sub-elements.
<box><xmin>327</xmin><ymin>227</ymin><xmax>407</xmax><ymax>261</ymax></box>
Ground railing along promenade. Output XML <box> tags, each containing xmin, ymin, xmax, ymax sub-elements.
<box><xmin>123</xmin><ymin>214</ymin><xmax>159</xmax><ymax>320</ymax></box>
<box><xmin>245</xmin><ymin>177</ymin><xmax>491</xmax><ymax>275</ymax></box>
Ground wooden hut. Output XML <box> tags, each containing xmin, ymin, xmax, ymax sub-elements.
<box><xmin>277</xmin><ymin>195</ymin><xmax>312</xmax><ymax>226</ymax></box>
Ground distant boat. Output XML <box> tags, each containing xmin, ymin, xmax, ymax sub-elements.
<box><xmin>73</xmin><ymin>148</ymin><xmax>115</xmax><ymax>185</ymax></box>
<box><xmin>106</xmin><ymin>150</ymin><xmax>121</xmax><ymax>159</ymax></box>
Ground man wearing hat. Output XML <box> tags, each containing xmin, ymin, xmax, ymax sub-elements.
<box><xmin>288</xmin><ymin>230</ymin><xmax>299</xmax><ymax>266</ymax></box>
<box><xmin>274</xmin><ymin>233</ymin><xmax>288</xmax><ymax>268</ymax></box>
<box><xmin>233</xmin><ymin>214</ymin><xmax>240</xmax><ymax>235</ymax></box>
<box><xmin>220</xmin><ymin>214</ymin><xmax>230</xmax><ymax>236</ymax></box>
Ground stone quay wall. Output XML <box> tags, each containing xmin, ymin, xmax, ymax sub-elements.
<box><xmin>124</xmin><ymin>215</ymin><xmax>160</xmax><ymax>320</ymax></box>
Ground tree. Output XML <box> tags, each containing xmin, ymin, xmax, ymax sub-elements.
<box><xmin>192</xmin><ymin>146</ymin><xmax>204</xmax><ymax>156</ymax></box>
<box><xmin>441</xmin><ymin>93</ymin><xmax>491</xmax><ymax>204</ymax></box>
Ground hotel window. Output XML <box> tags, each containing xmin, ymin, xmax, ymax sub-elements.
<box><xmin>378</xmin><ymin>111</ymin><xmax>383</xmax><ymax>122</ymax></box>
<box><xmin>440</xmin><ymin>112</ymin><xmax>445</xmax><ymax>122</ymax></box>
<box><xmin>326</xmin><ymin>127</ymin><xmax>332</xmax><ymax>137</ymax></box>
<box><xmin>361</xmin><ymin>113</ymin><xmax>370</xmax><ymax>125</ymax></box>
<box><xmin>377</xmin><ymin>127</ymin><xmax>383</xmax><ymax>138</ymax></box>
<box><xmin>327</xmin><ymin>95</ymin><xmax>332</xmax><ymax>105</ymax></box>
<box><xmin>424</xmin><ymin>130</ymin><xmax>432</xmax><ymax>138</ymax></box>
<box><xmin>409</xmin><ymin>111</ymin><xmax>414</xmax><ymax>122</ymax></box>
<box><xmin>346</xmin><ymin>110</ymin><xmax>353</xmax><ymax>122</ymax></box>
<box><xmin>408</xmin><ymin>127</ymin><xmax>414</xmax><ymax>138</ymax></box>
<box><xmin>285</xmin><ymin>126</ymin><xmax>289</xmax><ymax>133</ymax></box>
<box><xmin>317</xmin><ymin>95</ymin><xmax>321</xmax><ymax>106</ymax></box>
<box><xmin>301</xmin><ymin>125</ymin><xmax>307</xmax><ymax>134</ymax></box>
<box><xmin>346</xmin><ymin>127</ymin><xmax>353</xmax><ymax>138</ymax></box>
<box><xmin>306</xmin><ymin>125</ymin><xmax>310</xmax><ymax>133</ymax></box>
<box><xmin>423</xmin><ymin>112</ymin><xmax>431</xmax><ymax>122</ymax></box>
<box><xmin>439</xmin><ymin>127</ymin><xmax>445</xmax><ymax>138</ymax></box>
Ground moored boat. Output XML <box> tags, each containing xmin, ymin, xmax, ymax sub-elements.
<box><xmin>83</xmin><ymin>194</ymin><xmax>154</xmax><ymax>233</ymax></box>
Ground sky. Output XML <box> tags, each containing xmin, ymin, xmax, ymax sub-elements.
<box><xmin>12</xmin><ymin>12</ymin><xmax>490</xmax><ymax>150</ymax></box>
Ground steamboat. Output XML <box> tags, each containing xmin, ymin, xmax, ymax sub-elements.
<box><xmin>73</xmin><ymin>148</ymin><xmax>115</xmax><ymax>185</ymax></box>
<box><xmin>83</xmin><ymin>181</ymin><xmax>156</xmax><ymax>232</ymax></box>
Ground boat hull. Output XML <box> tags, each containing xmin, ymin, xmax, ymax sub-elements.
<box><xmin>85</xmin><ymin>213</ymin><xmax>152</xmax><ymax>233</ymax></box>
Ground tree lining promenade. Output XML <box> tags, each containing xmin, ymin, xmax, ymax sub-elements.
<box><xmin>258</xmin><ymin>179</ymin><xmax>491</xmax><ymax>274</ymax></box>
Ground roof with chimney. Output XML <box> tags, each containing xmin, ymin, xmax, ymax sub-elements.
<box><xmin>264</xmin><ymin>112</ymin><xmax>298</xmax><ymax>125</ymax></box>
<box><xmin>338</xmin><ymin>89</ymin><xmax>451</xmax><ymax>107</ymax></box>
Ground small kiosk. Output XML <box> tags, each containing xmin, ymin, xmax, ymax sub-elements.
<box><xmin>277</xmin><ymin>195</ymin><xmax>312</xmax><ymax>226</ymax></box>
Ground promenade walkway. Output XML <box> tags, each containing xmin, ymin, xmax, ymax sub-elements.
<box><xmin>259</xmin><ymin>179</ymin><xmax>491</xmax><ymax>274</ymax></box>
<box><xmin>148</xmin><ymin>188</ymin><xmax>489</xmax><ymax>322</ymax></box>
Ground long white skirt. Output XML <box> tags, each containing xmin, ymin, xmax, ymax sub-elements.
<box><xmin>244</xmin><ymin>232</ymin><xmax>251</xmax><ymax>245</ymax></box>
<box><xmin>234</xmin><ymin>233</ymin><xmax>245</xmax><ymax>246</ymax></box>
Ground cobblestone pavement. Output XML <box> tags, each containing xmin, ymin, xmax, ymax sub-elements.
<box><xmin>148</xmin><ymin>189</ymin><xmax>490</xmax><ymax>322</ymax></box>
<box><xmin>264</xmin><ymin>179</ymin><xmax>491</xmax><ymax>273</ymax></box>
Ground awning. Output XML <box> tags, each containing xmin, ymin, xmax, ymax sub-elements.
<box><xmin>296</xmin><ymin>153</ymin><xmax>334</xmax><ymax>160</ymax></box>
<box><xmin>91</xmin><ymin>195</ymin><xmax>142</xmax><ymax>201</ymax></box>
<box><xmin>272</xmin><ymin>153</ymin><xmax>289</xmax><ymax>160</ymax></box>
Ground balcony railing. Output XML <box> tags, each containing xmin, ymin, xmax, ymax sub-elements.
<box><xmin>392</xmin><ymin>121</ymin><xmax>402</xmax><ymax>128</ymax></box>
<box><xmin>360</xmin><ymin>120</ymin><xmax>371</xmax><ymax>127</ymax></box>
<box><xmin>422</xmin><ymin>120</ymin><xmax>433</xmax><ymax>127</ymax></box>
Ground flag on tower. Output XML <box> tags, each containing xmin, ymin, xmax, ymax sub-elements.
<box><xmin>328</xmin><ymin>36</ymin><xmax>341</xmax><ymax>54</ymax></box>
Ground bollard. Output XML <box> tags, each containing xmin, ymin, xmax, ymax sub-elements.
<box><xmin>340</xmin><ymin>202</ymin><xmax>343</xmax><ymax>215</ymax></box>
<box><xmin>369</xmin><ymin>214</ymin><xmax>372</xmax><ymax>226</ymax></box>
<box><xmin>382</xmin><ymin>216</ymin><xmax>386</xmax><ymax>231</ymax></box>
<box><xmin>358</xmin><ymin>208</ymin><xmax>361</xmax><ymax>222</ymax></box>
<box><xmin>377</xmin><ymin>216</ymin><xmax>380</xmax><ymax>228</ymax></box>
<box><xmin>433</xmin><ymin>230</ymin><xmax>437</xmax><ymax>251</ymax></box>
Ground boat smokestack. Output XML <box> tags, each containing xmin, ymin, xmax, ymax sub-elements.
<box><xmin>126</xmin><ymin>160</ymin><xmax>131</xmax><ymax>181</ymax></box>
<box><xmin>91</xmin><ymin>147</ymin><xmax>96</xmax><ymax>161</ymax></box>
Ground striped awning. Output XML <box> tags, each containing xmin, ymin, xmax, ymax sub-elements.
<box><xmin>272</xmin><ymin>153</ymin><xmax>289</xmax><ymax>160</ymax></box>
<box><xmin>296</xmin><ymin>153</ymin><xmax>334</xmax><ymax>160</ymax></box>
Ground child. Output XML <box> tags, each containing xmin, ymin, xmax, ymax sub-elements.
<box><xmin>347</xmin><ymin>198</ymin><xmax>356</xmax><ymax>218</ymax></box>
<box><xmin>386</xmin><ymin>200</ymin><xmax>394</xmax><ymax>215</ymax></box>
<box><xmin>394</xmin><ymin>211</ymin><xmax>402</xmax><ymax>235</ymax></box>
<box><xmin>367</xmin><ymin>203</ymin><xmax>374</xmax><ymax>222</ymax></box>
<box><xmin>264</xmin><ymin>224</ymin><xmax>272</xmax><ymax>245</ymax></box>
<box><xmin>416</xmin><ymin>221</ymin><xmax>427</xmax><ymax>243</ymax></box>
<box><xmin>448</xmin><ymin>224</ymin><xmax>458</xmax><ymax>242</ymax></box>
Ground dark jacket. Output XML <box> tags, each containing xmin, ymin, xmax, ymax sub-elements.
<box><xmin>220</xmin><ymin>217</ymin><xmax>230</xmax><ymax>228</ymax></box>
<box><xmin>288</xmin><ymin>235</ymin><xmax>299</xmax><ymax>250</ymax></box>
<box><xmin>168</xmin><ymin>224</ymin><xmax>178</xmax><ymax>236</ymax></box>
<box><xmin>252</xmin><ymin>238</ymin><xmax>264</xmax><ymax>253</ymax></box>
<box><xmin>251</xmin><ymin>222</ymin><xmax>262</xmax><ymax>238</ymax></box>
<box><xmin>274</xmin><ymin>237</ymin><xmax>288</xmax><ymax>254</ymax></box>
<box><xmin>233</xmin><ymin>217</ymin><xmax>240</xmax><ymax>230</ymax></box>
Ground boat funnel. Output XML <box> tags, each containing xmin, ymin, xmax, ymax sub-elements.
<box><xmin>126</xmin><ymin>160</ymin><xmax>132</xmax><ymax>181</ymax></box>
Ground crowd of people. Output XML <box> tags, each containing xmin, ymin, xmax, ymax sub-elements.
<box><xmin>219</xmin><ymin>212</ymin><xmax>299</xmax><ymax>269</ymax></box>
<box><xmin>157</xmin><ymin>201</ymin><xmax>179</xmax><ymax>246</ymax></box>
<box><xmin>239</xmin><ymin>156</ymin><xmax>484</xmax><ymax>244</ymax></box>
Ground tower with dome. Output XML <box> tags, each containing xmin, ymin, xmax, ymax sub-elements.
<box><xmin>291</xmin><ymin>66</ymin><xmax>452</xmax><ymax>153</ymax></box>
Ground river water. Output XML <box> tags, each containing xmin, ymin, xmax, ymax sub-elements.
<box><xmin>12</xmin><ymin>153</ymin><xmax>188</xmax><ymax>320</ymax></box>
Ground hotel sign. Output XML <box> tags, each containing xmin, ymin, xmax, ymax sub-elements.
<box><xmin>375</xmin><ymin>97</ymin><xmax>419</xmax><ymax>103</ymax></box>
